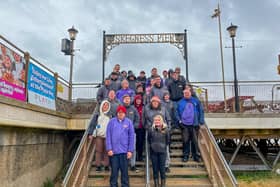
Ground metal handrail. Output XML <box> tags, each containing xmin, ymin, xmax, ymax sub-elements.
<box><xmin>62</xmin><ymin>115</ymin><xmax>95</xmax><ymax>187</ymax></box>
<box><xmin>145</xmin><ymin>130</ymin><xmax>150</xmax><ymax>187</ymax></box>
<box><xmin>199</xmin><ymin>124</ymin><xmax>238</xmax><ymax>187</ymax></box>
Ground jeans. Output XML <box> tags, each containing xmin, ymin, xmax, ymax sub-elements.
<box><xmin>135</xmin><ymin>128</ymin><xmax>145</xmax><ymax>161</ymax></box>
<box><xmin>181</xmin><ymin>125</ymin><xmax>199</xmax><ymax>159</ymax></box>
<box><xmin>150</xmin><ymin>151</ymin><xmax>167</xmax><ymax>180</ymax></box>
<box><xmin>109</xmin><ymin>153</ymin><xmax>129</xmax><ymax>187</ymax></box>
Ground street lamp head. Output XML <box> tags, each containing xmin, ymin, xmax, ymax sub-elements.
<box><xmin>68</xmin><ymin>26</ymin><xmax>78</xmax><ymax>40</ymax></box>
<box><xmin>227</xmin><ymin>23</ymin><xmax>238</xmax><ymax>38</ymax></box>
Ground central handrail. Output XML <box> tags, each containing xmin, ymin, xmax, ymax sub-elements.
<box><xmin>199</xmin><ymin>124</ymin><xmax>238</xmax><ymax>187</ymax></box>
<box><xmin>145</xmin><ymin>130</ymin><xmax>150</xmax><ymax>187</ymax></box>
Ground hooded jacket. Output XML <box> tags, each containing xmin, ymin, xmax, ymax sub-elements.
<box><xmin>134</xmin><ymin>94</ymin><xmax>144</xmax><ymax>128</ymax></box>
<box><xmin>127</xmin><ymin>73</ymin><xmax>137</xmax><ymax>92</ymax></box>
<box><xmin>148</xmin><ymin>115</ymin><xmax>170</xmax><ymax>153</ymax></box>
<box><xmin>88</xmin><ymin>100</ymin><xmax>111</xmax><ymax>137</ymax></box>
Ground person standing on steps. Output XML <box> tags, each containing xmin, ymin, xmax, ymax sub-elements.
<box><xmin>88</xmin><ymin>100</ymin><xmax>112</xmax><ymax>172</ymax></box>
<box><xmin>148</xmin><ymin>114</ymin><xmax>170</xmax><ymax>187</ymax></box>
<box><xmin>106</xmin><ymin>105</ymin><xmax>135</xmax><ymax>187</ymax></box>
<box><xmin>122</xmin><ymin>94</ymin><xmax>140</xmax><ymax>173</ymax></box>
<box><xmin>176</xmin><ymin>87</ymin><xmax>205</xmax><ymax>163</ymax></box>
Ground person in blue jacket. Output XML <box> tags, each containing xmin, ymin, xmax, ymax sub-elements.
<box><xmin>177</xmin><ymin>86</ymin><xmax>205</xmax><ymax>162</ymax></box>
<box><xmin>106</xmin><ymin>105</ymin><xmax>135</xmax><ymax>187</ymax></box>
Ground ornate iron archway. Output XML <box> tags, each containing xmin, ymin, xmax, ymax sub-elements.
<box><xmin>102</xmin><ymin>30</ymin><xmax>189</xmax><ymax>82</ymax></box>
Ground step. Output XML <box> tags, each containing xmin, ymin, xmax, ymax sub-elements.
<box><xmin>92</xmin><ymin>160</ymin><xmax>204</xmax><ymax>168</ymax></box>
<box><xmin>87</xmin><ymin>177</ymin><xmax>212</xmax><ymax>187</ymax></box>
<box><xmin>88</xmin><ymin>167</ymin><xmax>207</xmax><ymax>178</ymax></box>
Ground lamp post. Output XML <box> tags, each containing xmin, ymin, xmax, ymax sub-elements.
<box><xmin>227</xmin><ymin>23</ymin><xmax>239</xmax><ymax>112</ymax></box>
<box><xmin>67</xmin><ymin>26</ymin><xmax>78</xmax><ymax>101</ymax></box>
<box><xmin>212</xmin><ymin>4</ymin><xmax>227</xmax><ymax>112</ymax></box>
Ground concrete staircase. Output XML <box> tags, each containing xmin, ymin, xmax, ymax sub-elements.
<box><xmin>87</xmin><ymin>129</ymin><xmax>212</xmax><ymax>187</ymax></box>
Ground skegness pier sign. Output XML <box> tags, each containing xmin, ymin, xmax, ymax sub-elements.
<box><xmin>106</xmin><ymin>33</ymin><xmax>184</xmax><ymax>44</ymax></box>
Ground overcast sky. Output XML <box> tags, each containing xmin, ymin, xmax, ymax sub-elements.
<box><xmin>1</xmin><ymin>0</ymin><xmax>280</xmax><ymax>84</ymax></box>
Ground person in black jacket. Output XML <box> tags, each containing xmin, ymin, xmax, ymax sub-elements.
<box><xmin>167</xmin><ymin>72</ymin><xmax>186</xmax><ymax>102</ymax></box>
<box><xmin>148</xmin><ymin>114</ymin><xmax>170</xmax><ymax>187</ymax></box>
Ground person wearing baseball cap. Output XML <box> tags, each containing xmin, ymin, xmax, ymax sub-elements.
<box><xmin>106</xmin><ymin>105</ymin><xmax>135</xmax><ymax>187</ymax></box>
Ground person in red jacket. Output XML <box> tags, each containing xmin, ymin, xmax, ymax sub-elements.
<box><xmin>134</xmin><ymin>94</ymin><xmax>145</xmax><ymax>161</ymax></box>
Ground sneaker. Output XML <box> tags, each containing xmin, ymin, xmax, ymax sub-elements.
<box><xmin>96</xmin><ymin>166</ymin><xmax>102</xmax><ymax>172</ymax></box>
<box><xmin>131</xmin><ymin>166</ymin><xmax>140</xmax><ymax>173</ymax></box>
<box><xmin>182</xmin><ymin>157</ymin><xmax>189</xmax><ymax>162</ymax></box>
<box><xmin>193</xmin><ymin>157</ymin><xmax>201</xmax><ymax>163</ymax></box>
<box><xmin>165</xmin><ymin>167</ymin><xmax>170</xmax><ymax>173</ymax></box>
<box><xmin>104</xmin><ymin>166</ymin><xmax>110</xmax><ymax>171</ymax></box>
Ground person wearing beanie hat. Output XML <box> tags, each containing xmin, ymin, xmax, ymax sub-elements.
<box><xmin>143</xmin><ymin>95</ymin><xmax>171</xmax><ymax>130</ymax></box>
<box><xmin>165</xmin><ymin>69</ymin><xmax>174</xmax><ymax>87</ymax></box>
<box><xmin>106</xmin><ymin>105</ymin><xmax>135</xmax><ymax>187</ymax></box>
<box><xmin>136</xmin><ymin>70</ymin><xmax>147</xmax><ymax>90</ymax></box>
<box><xmin>122</xmin><ymin>94</ymin><xmax>140</xmax><ymax>172</ymax></box>
<box><xmin>110</xmin><ymin>71</ymin><xmax>121</xmax><ymax>92</ymax></box>
<box><xmin>127</xmin><ymin>72</ymin><xmax>137</xmax><ymax>92</ymax></box>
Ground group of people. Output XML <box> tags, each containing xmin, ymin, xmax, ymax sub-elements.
<box><xmin>88</xmin><ymin>64</ymin><xmax>205</xmax><ymax>187</ymax></box>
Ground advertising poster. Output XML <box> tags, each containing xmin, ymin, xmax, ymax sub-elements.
<box><xmin>0</xmin><ymin>43</ymin><xmax>26</xmax><ymax>101</ymax></box>
<box><xmin>27</xmin><ymin>63</ymin><xmax>56</xmax><ymax>110</ymax></box>
<box><xmin>57</xmin><ymin>80</ymin><xmax>69</xmax><ymax>100</ymax></box>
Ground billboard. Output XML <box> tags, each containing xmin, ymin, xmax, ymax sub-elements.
<box><xmin>27</xmin><ymin>63</ymin><xmax>56</xmax><ymax>110</ymax></box>
<box><xmin>0</xmin><ymin>43</ymin><xmax>26</xmax><ymax>101</ymax></box>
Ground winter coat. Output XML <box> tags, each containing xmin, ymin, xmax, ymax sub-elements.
<box><xmin>143</xmin><ymin>103</ymin><xmax>171</xmax><ymax>129</ymax></box>
<box><xmin>162</xmin><ymin>100</ymin><xmax>176</xmax><ymax>125</ymax></box>
<box><xmin>136</xmin><ymin>76</ymin><xmax>147</xmax><ymax>89</ymax></box>
<box><xmin>96</xmin><ymin>85</ymin><xmax>110</xmax><ymax>104</ymax></box>
<box><xmin>88</xmin><ymin>100</ymin><xmax>112</xmax><ymax>137</ymax></box>
<box><xmin>148</xmin><ymin>121</ymin><xmax>170</xmax><ymax>153</ymax></box>
<box><xmin>134</xmin><ymin>94</ymin><xmax>144</xmax><ymax>129</ymax></box>
<box><xmin>168</xmin><ymin>78</ymin><xmax>186</xmax><ymax>102</ymax></box>
<box><xmin>150</xmin><ymin>84</ymin><xmax>168</xmax><ymax>101</ymax></box>
<box><xmin>176</xmin><ymin>97</ymin><xmax>205</xmax><ymax>126</ymax></box>
<box><xmin>110</xmin><ymin>78</ymin><xmax>121</xmax><ymax>92</ymax></box>
<box><xmin>107</xmin><ymin>98</ymin><xmax>121</xmax><ymax>117</ymax></box>
<box><xmin>106</xmin><ymin>117</ymin><xmax>135</xmax><ymax>154</ymax></box>
<box><xmin>116</xmin><ymin>88</ymin><xmax>135</xmax><ymax>104</ymax></box>
<box><xmin>124</xmin><ymin>104</ymin><xmax>140</xmax><ymax>129</ymax></box>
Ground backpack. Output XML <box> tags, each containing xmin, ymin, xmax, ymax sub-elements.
<box><xmin>181</xmin><ymin>101</ymin><xmax>195</xmax><ymax>125</ymax></box>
